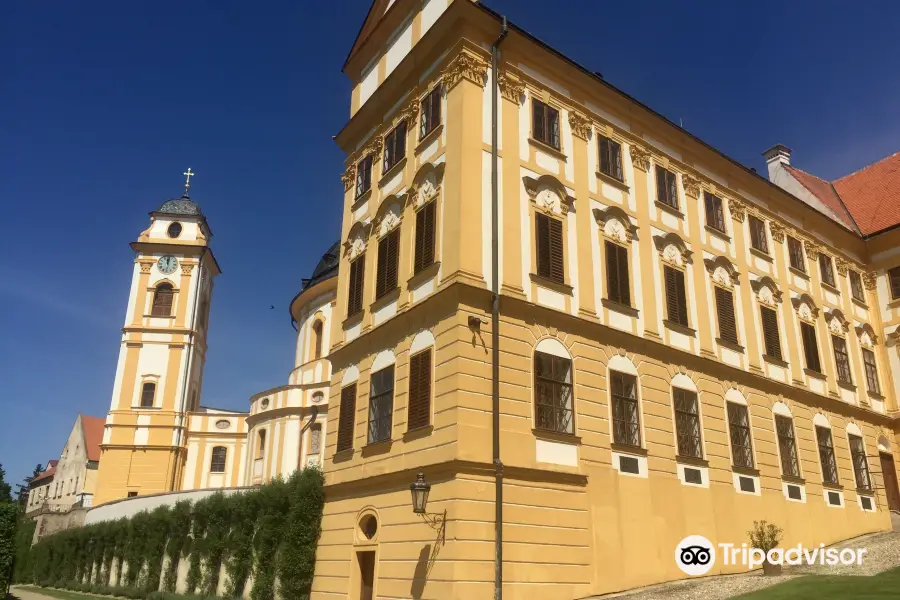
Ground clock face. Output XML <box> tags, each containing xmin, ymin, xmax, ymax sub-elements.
<box><xmin>157</xmin><ymin>255</ymin><xmax>178</xmax><ymax>274</ymax></box>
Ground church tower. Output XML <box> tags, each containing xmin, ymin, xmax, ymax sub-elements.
<box><xmin>93</xmin><ymin>170</ymin><xmax>221</xmax><ymax>505</ymax></box>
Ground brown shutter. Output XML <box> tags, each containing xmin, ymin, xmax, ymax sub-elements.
<box><xmin>387</xmin><ymin>229</ymin><xmax>399</xmax><ymax>290</ymax></box>
<box><xmin>548</xmin><ymin>216</ymin><xmax>564</xmax><ymax>283</ymax></box>
<box><xmin>800</xmin><ymin>322</ymin><xmax>821</xmax><ymax>372</ymax></box>
<box><xmin>152</xmin><ymin>285</ymin><xmax>174</xmax><ymax>317</ymax></box>
<box><xmin>665</xmin><ymin>266</ymin><xmax>687</xmax><ymax>326</ymax></box>
<box><xmin>656</xmin><ymin>166</ymin><xmax>666</xmax><ymax>204</ymax></box>
<box><xmin>337</xmin><ymin>384</ymin><xmax>357</xmax><ymax>452</ymax></box>
<box><xmin>714</xmin><ymin>287</ymin><xmax>738</xmax><ymax>344</ymax></box>
<box><xmin>532</xmin><ymin>100</ymin><xmax>545</xmax><ymax>142</ymax></box>
<box><xmin>535</xmin><ymin>212</ymin><xmax>550</xmax><ymax>278</ymax></box>
<box><xmin>376</xmin><ymin>230</ymin><xmax>399</xmax><ymax>299</ymax></box>
<box><xmin>760</xmin><ymin>306</ymin><xmax>782</xmax><ymax>360</ymax></box>
<box><xmin>407</xmin><ymin>349</ymin><xmax>432</xmax><ymax>431</ymax></box>
<box><xmin>414</xmin><ymin>201</ymin><xmax>435</xmax><ymax>274</ymax></box>
<box><xmin>347</xmin><ymin>256</ymin><xmax>365</xmax><ymax>316</ymax></box>
<box><xmin>606</xmin><ymin>241</ymin><xmax>630</xmax><ymax>306</ymax></box>
<box><xmin>616</xmin><ymin>243</ymin><xmax>630</xmax><ymax>305</ymax></box>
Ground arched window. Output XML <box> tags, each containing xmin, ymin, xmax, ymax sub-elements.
<box><xmin>257</xmin><ymin>429</ymin><xmax>267</xmax><ymax>459</ymax></box>
<box><xmin>152</xmin><ymin>283</ymin><xmax>174</xmax><ymax>317</ymax></box>
<box><xmin>210</xmin><ymin>446</ymin><xmax>227</xmax><ymax>473</ymax></box>
<box><xmin>534</xmin><ymin>338</ymin><xmax>574</xmax><ymax>435</ymax></box>
<box><xmin>140</xmin><ymin>382</ymin><xmax>156</xmax><ymax>408</ymax></box>
<box><xmin>312</xmin><ymin>320</ymin><xmax>323</xmax><ymax>360</ymax></box>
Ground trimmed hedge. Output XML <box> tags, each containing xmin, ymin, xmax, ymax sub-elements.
<box><xmin>21</xmin><ymin>468</ymin><xmax>324</xmax><ymax>600</ymax></box>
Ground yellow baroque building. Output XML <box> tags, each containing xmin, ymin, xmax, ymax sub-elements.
<box><xmin>310</xmin><ymin>1</ymin><xmax>900</xmax><ymax>599</ymax></box>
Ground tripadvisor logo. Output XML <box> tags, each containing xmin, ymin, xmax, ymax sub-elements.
<box><xmin>675</xmin><ymin>535</ymin><xmax>716</xmax><ymax>576</ymax></box>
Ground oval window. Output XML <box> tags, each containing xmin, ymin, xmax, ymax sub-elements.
<box><xmin>261</xmin><ymin>397</ymin><xmax>270</xmax><ymax>409</ymax></box>
<box><xmin>167</xmin><ymin>222</ymin><xmax>183</xmax><ymax>238</ymax></box>
<box><xmin>215</xmin><ymin>419</ymin><xmax>230</xmax><ymax>430</ymax></box>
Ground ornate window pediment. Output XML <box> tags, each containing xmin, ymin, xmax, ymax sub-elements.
<box><xmin>372</xmin><ymin>198</ymin><xmax>404</xmax><ymax>238</ymax></box>
<box><xmin>653</xmin><ymin>232</ymin><xmax>692</xmax><ymax>266</ymax></box>
<box><xmin>407</xmin><ymin>162</ymin><xmax>445</xmax><ymax>209</ymax></box>
<box><xmin>703</xmin><ymin>255</ymin><xmax>739</xmax><ymax>288</ymax></box>
<box><xmin>825</xmin><ymin>308</ymin><xmax>850</xmax><ymax>336</ymax></box>
<box><xmin>790</xmin><ymin>293</ymin><xmax>819</xmax><ymax>322</ymax></box>
<box><xmin>593</xmin><ymin>205</ymin><xmax>637</xmax><ymax>243</ymax></box>
<box><xmin>343</xmin><ymin>220</ymin><xmax>372</xmax><ymax>260</ymax></box>
<box><xmin>523</xmin><ymin>174</ymin><xmax>574</xmax><ymax>216</ymax></box>
<box><xmin>749</xmin><ymin>275</ymin><xmax>782</xmax><ymax>305</ymax></box>
<box><xmin>855</xmin><ymin>323</ymin><xmax>878</xmax><ymax>348</ymax></box>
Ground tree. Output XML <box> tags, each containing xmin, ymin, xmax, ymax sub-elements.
<box><xmin>15</xmin><ymin>464</ymin><xmax>44</xmax><ymax>510</ymax></box>
<box><xmin>0</xmin><ymin>464</ymin><xmax>12</xmax><ymax>504</ymax></box>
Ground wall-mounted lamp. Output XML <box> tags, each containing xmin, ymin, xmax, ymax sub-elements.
<box><xmin>410</xmin><ymin>472</ymin><xmax>431</xmax><ymax>514</ymax></box>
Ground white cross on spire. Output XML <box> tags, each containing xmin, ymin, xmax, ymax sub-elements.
<box><xmin>183</xmin><ymin>167</ymin><xmax>195</xmax><ymax>196</ymax></box>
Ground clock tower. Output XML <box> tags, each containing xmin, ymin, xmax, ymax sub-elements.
<box><xmin>93</xmin><ymin>170</ymin><xmax>221</xmax><ymax>505</ymax></box>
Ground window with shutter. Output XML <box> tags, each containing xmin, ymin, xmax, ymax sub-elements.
<box><xmin>788</xmin><ymin>236</ymin><xmax>805</xmax><ymax>272</ymax></box>
<box><xmin>376</xmin><ymin>229</ymin><xmax>399</xmax><ymax>299</ymax></box>
<box><xmin>832</xmin><ymin>336</ymin><xmax>852</xmax><ymax>384</ymax></box>
<box><xmin>816</xmin><ymin>427</ymin><xmax>839</xmax><ymax>485</ymax></box>
<box><xmin>368</xmin><ymin>366</ymin><xmax>395</xmax><ymax>444</ymax></box>
<box><xmin>664</xmin><ymin>265</ymin><xmax>688</xmax><ymax>327</ymax></box>
<box><xmin>775</xmin><ymin>415</ymin><xmax>800</xmax><ymax>477</ymax></box>
<box><xmin>152</xmin><ymin>284</ymin><xmax>174</xmax><ymax>317</ymax></box>
<box><xmin>535</xmin><ymin>212</ymin><xmax>564</xmax><ymax>284</ymax></box>
<box><xmin>337</xmin><ymin>384</ymin><xmax>357</xmax><ymax>452</ymax></box>
<box><xmin>714</xmin><ymin>287</ymin><xmax>738</xmax><ymax>345</ymax></box>
<box><xmin>140</xmin><ymin>382</ymin><xmax>156</xmax><ymax>408</ymax></box>
<box><xmin>890</xmin><ymin>267</ymin><xmax>900</xmax><ymax>300</ymax></box>
<box><xmin>704</xmin><ymin>192</ymin><xmax>725</xmax><ymax>232</ymax></box>
<box><xmin>383</xmin><ymin>120</ymin><xmax>408</xmax><ymax>172</ymax></box>
<box><xmin>819</xmin><ymin>255</ymin><xmax>837</xmax><ymax>288</ymax></box>
<box><xmin>347</xmin><ymin>255</ymin><xmax>365</xmax><ymax>317</ymax></box>
<box><xmin>862</xmin><ymin>348</ymin><xmax>880</xmax><ymax>394</ymax></box>
<box><xmin>849</xmin><ymin>270</ymin><xmax>864</xmax><ymax>302</ymax></box>
<box><xmin>655</xmin><ymin>166</ymin><xmax>678</xmax><ymax>209</ymax></box>
<box><xmin>610</xmin><ymin>371</ymin><xmax>640</xmax><ymax>447</ymax></box>
<box><xmin>800</xmin><ymin>322</ymin><xmax>821</xmax><ymax>373</ymax></box>
<box><xmin>605</xmin><ymin>241</ymin><xmax>630</xmax><ymax>306</ymax></box>
<box><xmin>727</xmin><ymin>402</ymin><xmax>753</xmax><ymax>469</ymax></box>
<box><xmin>673</xmin><ymin>389</ymin><xmax>702</xmax><ymax>458</ymax></box>
<box><xmin>414</xmin><ymin>200</ymin><xmax>436</xmax><ymax>274</ymax></box>
<box><xmin>534</xmin><ymin>351</ymin><xmax>574</xmax><ymax>435</ymax></box>
<box><xmin>210</xmin><ymin>447</ymin><xmax>227</xmax><ymax>473</ymax></box>
<box><xmin>407</xmin><ymin>349</ymin><xmax>432</xmax><ymax>431</ymax></box>
<box><xmin>749</xmin><ymin>215</ymin><xmax>769</xmax><ymax>253</ymax></box>
<box><xmin>532</xmin><ymin>99</ymin><xmax>560</xmax><ymax>149</ymax></box>
<box><xmin>420</xmin><ymin>85</ymin><xmax>442</xmax><ymax>139</ymax></box>
<box><xmin>849</xmin><ymin>434</ymin><xmax>871</xmax><ymax>490</ymax></box>
<box><xmin>355</xmin><ymin>155</ymin><xmax>373</xmax><ymax>198</ymax></box>
<box><xmin>598</xmin><ymin>136</ymin><xmax>623</xmax><ymax>180</ymax></box>
<box><xmin>760</xmin><ymin>306</ymin><xmax>782</xmax><ymax>360</ymax></box>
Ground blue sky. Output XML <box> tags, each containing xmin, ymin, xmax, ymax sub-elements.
<box><xmin>1</xmin><ymin>0</ymin><xmax>898</xmax><ymax>488</ymax></box>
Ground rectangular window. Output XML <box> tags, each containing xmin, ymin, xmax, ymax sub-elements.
<box><xmin>347</xmin><ymin>255</ymin><xmax>365</xmax><ymax>317</ymax></box>
<box><xmin>704</xmin><ymin>192</ymin><xmax>725</xmax><ymax>232</ymax></box>
<box><xmin>890</xmin><ymin>267</ymin><xmax>900</xmax><ymax>300</ymax></box>
<box><xmin>819</xmin><ymin>254</ymin><xmax>837</xmax><ymax>288</ymax></box>
<box><xmin>610</xmin><ymin>371</ymin><xmax>640</xmax><ymax>447</ymax></box>
<box><xmin>760</xmin><ymin>306</ymin><xmax>782</xmax><ymax>360</ymax></box>
<box><xmin>833</xmin><ymin>336</ymin><xmax>852</xmax><ymax>384</ymax></box>
<box><xmin>788</xmin><ymin>236</ymin><xmax>805</xmax><ymax>272</ymax></box>
<box><xmin>532</xmin><ymin>99</ymin><xmax>560</xmax><ymax>149</ymax></box>
<box><xmin>355</xmin><ymin>155</ymin><xmax>372</xmax><ymax>198</ymax></box>
<box><xmin>375</xmin><ymin>229</ymin><xmax>400</xmax><ymax>299</ymax></box>
<box><xmin>210</xmin><ymin>447</ymin><xmax>227</xmax><ymax>473</ymax></box>
<box><xmin>673</xmin><ymin>389</ymin><xmax>702</xmax><ymax>458</ymax></box>
<box><xmin>383</xmin><ymin>120</ymin><xmax>408</xmax><ymax>172</ymax></box>
<box><xmin>664</xmin><ymin>265</ymin><xmax>688</xmax><ymax>327</ymax></box>
<box><xmin>655</xmin><ymin>166</ymin><xmax>678</xmax><ymax>209</ymax></box>
<box><xmin>775</xmin><ymin>415</ymin><xmax>800</xmax><ymax>478</ymax></box>
<box><xmin>413</xmin><ymin>200</ymin><xmax>436</xmax><ymax>274</ymax></box>
<box><xmin>849</xmin><ymin>435</ymin><xmax>871</xmax><ymax>490</ymax></box>
<box><xmin>749</xmin><ymin>215</ymin><xmax>769</xmax><ymax>253</ymax></box>
<box><xmin>420</xmin><ymin>85</ymin><xmax>441</xmax><ymax>139</ymax></box>
<box><xmin>715</xmin><ymin>286</ymin><xmax>738</xmax><ymax>345</ymax></box>
<box><xmin>309</xmin><ymin>424</ymin><xmax>322</xmax><ymax>454</ymax></box>
<box><xmin>407</xmin><ymin>349</ymin><xmax>432</xmax><ymax>431</ymax></box>
<box><xmin>257</xmin><ymin>430</ymin><xmax>267</xmax><ymax>459</ymax></box>
<box><xmin>598</xmin><ymin>136</ymin><xmax>623</xmax><ymax>180</ymax></box>
<box><xmin>534</xmin><ymin>351</ymin><xmax>574</xmax><ymax>435</ymax></box>
<box><xmin>140</xmin><ymin>382</ymin><xmax>156</xmax><ymax>408</ymax></box>
<box><xmin>535</xmin><ymin>212</ymin><xmax>564</xmax><ymax>284</ymax></box>
<box><xmin>862</xmin><ymin>348</ymin><xmax>880</xmax><ymax>395</ymax></box>
<box><xmin>368</xmin><ymin>366</ymin><xmax>395</xmax><ymax>444</ymax></box>
<box><xmin>605</xmin><ymin>241</ymin><xmax>630</xmax><ymax>306</ymax></box>
<box><xmin>849</xmin><ymin>270</ymin><xmax>865</xmax><ymax>302</ymax></box>
<box><xmin>816</xmin><ymin>426</ymin><xmax>839</xmax><ymax>485</ymax></box>
<box><xmin>336</xmin><ymin>384</ymin><xmax>357</xmax><ymax>452</ymax></box>
<box><xmin>727</xmin><ymin>403</ymin><xmax>754</xmax><ymax>469</ymax></box>
<box><xmin>800</xmin><ymin>322</ymin><xmax>821</xmax><ymax>373</ymax></box>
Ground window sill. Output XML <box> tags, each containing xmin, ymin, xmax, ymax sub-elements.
<box><xmin>610</xmin><ymin>442</ymin><xmax>647</xmax><ymax>456</ymax></box>
<box><xmin>663</xmin><ymin>319</ymin><xmax>696</xmax><ymax>337</ymax></box>
<box><xmin>416</xmin><ymin>124</ymin><xmax>443</xmax><ymax>153</ymax></box>
<box><xmin>837</xmin><ymin>380</ymin><xmax>857</xmax><ymax>392</ymax></box>
<box><xmin>351</xmin><ymin>189</ymin><xmax>372</xmax><ymax>209</ymax></box>
<box><xmin>887</xmin><ymin>298</ymin><xmax>900</xmax><ymax>309</ymax></box>
<box><xmin>804</xmin><ymin>368</ymin><xmax>827</xmax><ymax>380</ymax></box>
<box><xmin>867</xmin><ymin>390</ymin><xmax>885</xmax><ymax>401</ymax></box>
<box><xmin>675</xmin><ymin>455</ymin><xmax>709</xmax><ymax>467</ymax></box>
<box><xmin>654</xmin><ymin>200</ymin><xmax>684</xmax><ymax>219</ymax></box>
<box><xmin>528</xmin><ymin>137</ymin><xmax>567</xmax><ymax>161</ymax></box>
<box><xmin>370</xmin><ymin>287</ymin><xmax>401</xmax><ymax>311</ymax></box>
<box><xmin>532</xmin><ymin>428</ymin><xmax>581</xmax><ymax>444</ymax></box>
<box><xmin>732</xmin><ymin>465</ymin><xmax>760</xmax><ymax>477</ymax></box>
<box><xmin>789</xmin><ymin>266</ymin><xmax>809</xmax><ymax>280</ymax></box>
<box><xmin>781</xmin><ymin>474</ymin><xmax>806</xmax><ymax>485</ymax></box>
<box><xmin>407</xmin><ymin>261</ymin><xmax>440</xmax><ymax>287</ymax></box>
<box><xmin>762</xmin><ymin>354</ymin><xmax>789</xmax><ymax>368</ymax></box>
<box><xmin>145</xmin><ymin>314</ymin><xmax>176</xmax><ymax>320</ymax></box>
<box><xmin>716</xmin><ymin>338</ymin><xmax>744</xmax><ymax>353</ymax></box>
<box><xmin>342</xmin><ymin>311</ymin><xmax>364</xmax><ymax>329</ymax></box>
<box><xmin>333</xmin><ymin>448</ymin><xmax>355</xmax><ymax>463</ymax></box>
<box><xmin>133</xmin><ymin>406</ymin><xmax>161</xmax><ymax>411</ymax></box>
<box><xmin>530</xmin><ymin>273</ymin><xmax>574</xmax><ymax>296</ymax></box>
<box><xmin>851</xmin><ymin>297</ymin><xmax>869</xmax><ymax>310</ymax></box>
<box><xmin>856</xmin><ymin>487</ymin><xmax>874</xmax><ymax>495</ymax></box>
<box><xmin>821</xmin><ymin>282</ymin><xmax>841</xmax><ymax>295</ymax></box>
<box><xmin>403</xmin><ymin>425</ymin><xmax>433</xmax><ymax>442</ymax></box>
<box><xmin>705</xmin><ymin>225</ymin><xmax>730</xmax><ymax>241</ymax></box>
<box><xmin>361</xmin><ymin>439</ymin><xmax>393</xmax><ymax>457</ymax></box>
<box><xmin>379</xmin><ymin>157</ymin><xmax>407</xmax><ymax>187</ymax></box>
<box><xmin>596</xmin><ymin>170</ymin><xmax>629</xmax><ymax>192</ymax></box>
<box><xmin>602</xmin><ymin>298</ymin><xmax>638</xmax><ymax>317</ymax></box>
<box><xmin>749</xmin><ymin>247</ymin><xmax>773</xmax><ymax>262</ymax></box>
<box><xmin>822</xmin><ymin>481</ymin><xmax>844</xmax><ymax>491</ymax></box>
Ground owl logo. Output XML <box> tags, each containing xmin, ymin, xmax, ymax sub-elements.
<box><xmin>675</xmin><ymin>535</ymin><xmax>716</xmax><ymax>576</ymax></box>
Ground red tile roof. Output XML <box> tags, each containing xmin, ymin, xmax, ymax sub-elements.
<box><xmin>833</xmin><ymin>151</ymin><xmax>900</xmax><ymax>236</ymax></box>
<box><xmin>784</xmin><ymin>165</ymin><xmax>858</xmax><ymax>231</ymax></box>
<box><xmin>81</xmin><ymin>415</ymin><xmax>106</xmax><ymax>462</ymax></box>
<box><xmin>31</xmin><ymin>460</ymin><xmax>58</xmax><ymax>484</ymax></box>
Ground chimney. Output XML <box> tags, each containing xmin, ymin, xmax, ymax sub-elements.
<box><xmin>762</xmin><ymin>144</ymin><xmax>792</xmax><ymax>182</ymax></box>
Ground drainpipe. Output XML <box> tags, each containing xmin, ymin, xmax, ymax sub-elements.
<box><xmin>491</xmin><ymin>16</ymin><xmax>508</xmax><ymax>600</ymax></box>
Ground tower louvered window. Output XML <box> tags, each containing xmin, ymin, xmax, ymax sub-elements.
<box><xmin>535</xmin><ymin>212</ymin><xmax>564</xmax><ymax>284</ymax></box>
<box><xmin>152</xmin><ymin>284</ymin><xmax>174</xmax><ymax>317</ymax></box>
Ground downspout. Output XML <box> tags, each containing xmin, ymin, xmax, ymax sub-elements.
<box><xmin>491</xmin><ymin>16</ymin><xmax>508</xmax><ymax>600</ymax></box>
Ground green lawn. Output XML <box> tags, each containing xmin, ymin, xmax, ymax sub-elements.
<box><xmin>13</xmin><ymin>587</ymin><xmax>108</xmax><ymax>600</ymax></box>
<box><xmin>734</xmin><ymin>566</ymin><xmax>900</xmax><ymax>599</ymax></box>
